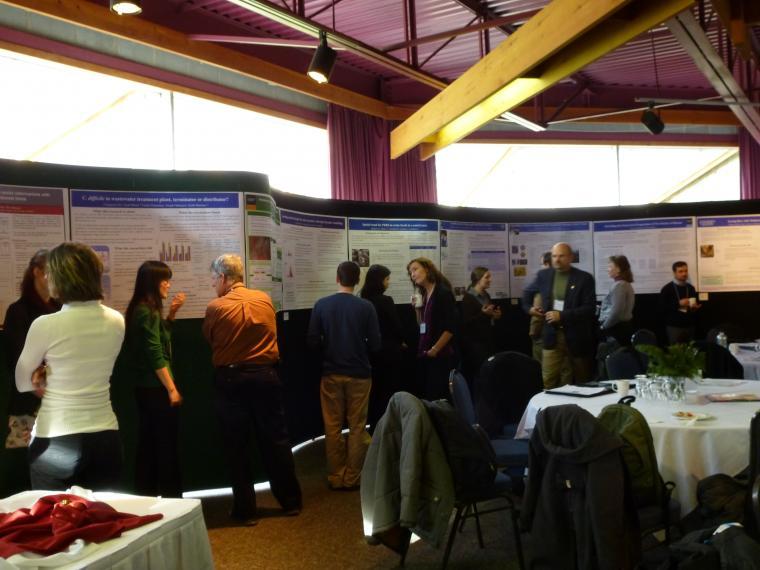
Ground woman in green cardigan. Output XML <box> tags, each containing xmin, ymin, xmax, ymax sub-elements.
<box><xmin>123</xmin><ymin>260</ymin><xmax>185</xmax><ymax>497</ymax></box>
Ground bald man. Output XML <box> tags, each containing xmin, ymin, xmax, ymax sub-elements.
<box><xmin>522</xmin><ymin>243</ymin><xmax>597</xmax><ymax>388</ymax></box>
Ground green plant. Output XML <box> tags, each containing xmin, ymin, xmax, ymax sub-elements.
<box><xmin>637</xmin><ymin>342</ymin><xmax>705</xmax><ymax>378</ymax></box>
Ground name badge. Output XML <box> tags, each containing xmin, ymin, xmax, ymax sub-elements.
<box><xmin>553</xmin><ymin>300</ymin><xmax>564</xmax><ymax>311</ymax></box>
<box><xmin>420</xmin><ymin>323</ymin><xmax>427</xmax><ymax>334</ymax></box>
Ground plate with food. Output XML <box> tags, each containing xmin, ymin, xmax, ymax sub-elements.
<box><xmin>671</xmin><ymin>411</ymin><xmax>713</xmax><ymax>421</ymax></box>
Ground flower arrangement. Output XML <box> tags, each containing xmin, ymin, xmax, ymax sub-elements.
<box><xmin>636</xmin><ymin>342</ymin><xmax>705</xmax><ymax>378</ymax></box>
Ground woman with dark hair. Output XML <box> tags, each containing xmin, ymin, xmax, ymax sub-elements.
<box><xmin>407</xmin><ymin>257</ymin><xmax>458</xmax><ymax>400</ymax></box>
<box><xmin>15</xmin><ymin>242</ymin><xmax>125</xmax><ymax>490</ymax></box>
<box><xmin>123</xmin><ymin>260</ymin><xmax>186</xmax><ymax>497</ymax></box>
<box><xmin>461</xmin><ymin>266</ymin><xmax>502</xmax><ymax>385</ymax></box>
<box><xmin>359</xmin><ymin>264</ymin><xmax>407</xmax><ymax>429</ymax></box>
<box><xmin>3</xmin><ymin>250</ymin><xmax>60</xmax><ymax>451</ymax></box>
<box><xmin>599</xmin><ymin>255</ymin><xmax>635</xmax><ymax>346</ymax></box>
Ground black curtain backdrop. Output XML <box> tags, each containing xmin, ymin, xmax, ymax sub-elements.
<box><xmin>1</xmin><ymin>158</ymin><xmax>759</xmax><ymax>495</ymax></box>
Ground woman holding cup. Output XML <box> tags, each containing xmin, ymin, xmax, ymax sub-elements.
<box><xmin>408</xmin><ymin>257</ymin><xmax>458</xmax><ymax>400</ymax></box>
<box><xmin>461</xmin><ymin>266</ymin><xmax>502</xmax><ymax>385</ymax></box>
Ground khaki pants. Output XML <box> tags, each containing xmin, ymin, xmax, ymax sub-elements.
<box><xmin>541</xmin><ymin>330</ymin><xmax>592</xmax><ymax>389</ymax></box>
<box><xmin>320</xmin><ymin>374</ymin><xmax>371</xmax><ymax>488</ymax></box>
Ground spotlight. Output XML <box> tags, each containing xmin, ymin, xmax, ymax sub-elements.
<box><xmin>307</xmin><ymin>31</ymin><xmax>337</xmax><ymax>84</ymax></box>
<box><xmin>110</xmin><ymin>0</ymin><xmax>142</xmax><ymax>15</ymax></box>
<box><xmin>641</xmin><ymin>102</ymin><xmax>665</xmax><ymax>135</ymax></box>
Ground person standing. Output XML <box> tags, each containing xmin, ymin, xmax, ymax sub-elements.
<box><xmin>599</xmin><ymin>255</ymin><xmax>635</xmax><ymax>346</ymax></box>
<box><xmin>659</xmin><ymin>261</ymin><xmax>700</xmax><ymax>344</ymax></box>
<box><xmin>522</xmin><ymin>242</ymin><xmax>596</xmax><ymax>388</ymax></box>
<box><xmin>359</xmin><ymin>264</ymin><xmax>407</xmax><ymax>431</ymax></box>
<box><xmin>122</xmin><ymin>260</ymin><xmax>186</xmax><ymax>498</ymax></box>
<box><xmin>203</xmin><ymin>254</ymin><xmax>302</xmax><ymax>525</ymax></box>
<box><xmin>461</xmin><ymin>266</ymin><xmax>502</xmax><ymax>385</ymax></box>
<box><xmin>408</xmin><ymin>257</ymin><xmax>458</xmax><ymax>400</ymax></box>
<box><xmin>308</xmin><ymin>261</ymin><xmax>381</xmax><ymax>490</ymax></box>
<box><xmin>528</xmin><ymin>252</ymin><xmax>552</xmax><ymax>362</ymax></box>
<box><xmin>3</xmin><ymin>250</ymin><xmax>60</xmax><ymax>451</ymax></box>
<box><xmin>15</xmin><ymin>242</ymin><xmax>125</xmax><ymax>490</ymax></box>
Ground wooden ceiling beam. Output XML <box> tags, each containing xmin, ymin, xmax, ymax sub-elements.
<box><xmin>0</xmin><ymin>0</ymin><xmax>407</xmax><ymax>120</ymax></box>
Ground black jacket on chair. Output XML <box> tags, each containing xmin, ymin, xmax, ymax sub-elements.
<box><xmin>521</xmin><ymin>267</ymin><xmax>597</xmax><ymax>358</ymax></box>
<box><xmin>521</xmin><ymin>404</ymin><xmax>641</xmax><ymax>570</ymax></box>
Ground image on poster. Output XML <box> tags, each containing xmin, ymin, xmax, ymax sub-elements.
<box><xmin>348</xmin><ymin>218</ymin><xmax>439</xmax><ymax>304</ymax></box>
<box><xmin>440</xmin><ymin>220</ymin><xmax>509</xmax><ymax>299</ymax></box>
<box><xmin>280</xmin><ymin>209</ymin><xmax>348</xmax><ymax>310</ymax></box>
<box><xmin>696</xmin><ymin>215</ymin><xmax>760</xmax><ymax>292</ymax></box>
<box><xmin>508</xmin><ymin>221</ymin><xmax>593</xmax><ymax>298</ymax></box>
<box><xmin>245</xmin><ymin>193</ymin><xmax>282</xmax><ymax>310</ymax></box>
<box><xmin>0</xmin><ymin>185</ymin><xmax>68</xmax><ymax>324</ymax></box>
<box><xmin>70</xmin><ymin>189</ymin><xmax>244</xmax><ymax>318</ymax></box>
<box><xmin>592</xmin><ymin>218</ymin><xmax>696</xmax><ymax>295</ymax></box>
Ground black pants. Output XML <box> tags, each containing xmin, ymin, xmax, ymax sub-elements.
<box><xmin>135</xmin><ymin>387</ymin><xmax>182</xmax><ymax>498</ymax></box>
<box><xmin>29</xmin><ymin>430</ymin><xmax>122</xmax><ymax>491</ymax></box>
<box><xmin>214</xmin><ymin>365</ymin><xmax>302</xmax><ymax>518</ymax></box>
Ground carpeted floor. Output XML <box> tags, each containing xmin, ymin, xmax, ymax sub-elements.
<box><xmin>200</xmin><ymin>438</ymin><xmax>527</xmax><ymax>569</ymax></box>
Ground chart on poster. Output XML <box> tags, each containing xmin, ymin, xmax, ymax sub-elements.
<box><xmin>440</xmin><ymin>220</ymin><xmax>509</xmax><ymax>299</ymax></box>
<box><xmin>70</xmin><ymin>189</ymin><xmax>244</xmax><ymax>318</ymax></box>
<box><xmin>696</xmin><ymin>215</ymin><xmax>760</xmax><ymax>292</ymax></box>
<box><xmin>280</xmin><ymin>209</ymin><xmax>348</xmax><ymax>310</ymax></box>
<box><xmin>592</xmin><ymin>217</ymin><xmax>696</xmax><ymax>295</ymax></box>
<box><xmin>347</xmin><ymin>218</ymin><xmax>439</xmax><ymax>304</ymax></box>
<box><xmin>245</xmin><ymin>193</ymin><xmax>282</xmax><ymax>310</ymax></box>
<box><xmin>0</xmin><ymin>185</ymin><xmax>68</xmax><ymax>324</ymax></box>
<box><xmin>508</xmin><ymin>221</ymin><xmax>593</xmax><ymax>298</ymax></box>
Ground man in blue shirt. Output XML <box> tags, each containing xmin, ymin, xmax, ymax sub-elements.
<box><xmin>308</xmin><ymin>261</ymin><xmax>381</xmax><ymax>490</ymax></box>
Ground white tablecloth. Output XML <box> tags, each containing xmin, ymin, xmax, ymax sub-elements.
<box><xmin>515</xmin><ymin>379</ymin><xmax>760</xmax><ymax>512</ymax></box>
<box><xmin>0</xmin><ymin>489</ymin><xmax>214</xmax><ymax>569</ymax></box>
<box><xmin>729</xmin><ymin>343</ymin><xmax>760</xmax><ymax>380</ymax></box>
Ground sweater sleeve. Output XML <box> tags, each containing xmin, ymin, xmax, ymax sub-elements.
<box><xmin>15</xmin><ymin>316</ymin><xmax>49</xmax><ymax>393</ymax></box>
<box><xmin>133</xmin><ymin>305</ymin><xmax>170</xmax><ymax>371</ymax></box>
<box><xmin>366</xmin><ymin>302</ymin><xmax>382</xmax><ymax>353</ymax></box>
<box><xmin>600</xmin><ymin>282</ymin><xmax>627</xmax><ymax>329</ymax></box>
<box><xmin>307</xmin><ymin>302</ymin><xmax>323</xmax><ymax>350</ymax></box>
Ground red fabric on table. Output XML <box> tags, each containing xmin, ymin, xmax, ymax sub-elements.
<box><xmin>0</xmin><ymin>494</ymin><xmax>163</xmax><ymax>558</ymax></box>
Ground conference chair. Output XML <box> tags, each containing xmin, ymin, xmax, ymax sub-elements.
<box><xmin>748</xmin><ymin>412</ymin><xmax>760</xmax><ymax>539</ymax></box>
<box><xmin>605</xmin><ymin>347</ymin><xmax>647</xmax><ymax>379</ymax></box>
<box><xmin>694</xmin><ymin>341</ymin><xmax>744</xmax><ymax>379</ymax></box>
<box><xmin>631</xmin><ymin>328</ymin><xmax>658</xmax><ymax>348</ymax></box>
<box><xmin>475</xmin><ymin>351</ymin><xmax>543</xmax><ymax>439</ymax></box>
<box><xmin>449</xmin><ymin>370</ymin><xmax>529</xmax><ymax>470</ymax></box>
<box><xmin>706</xmin><ymin>323</ymin><xmax>746</xmax><ymax>345</ymax></box>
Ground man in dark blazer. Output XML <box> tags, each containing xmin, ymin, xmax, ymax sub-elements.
<box><xmin>522</xmin><ymin>242</ymin><xmax>597</xmax><ymax>388</ymax></box>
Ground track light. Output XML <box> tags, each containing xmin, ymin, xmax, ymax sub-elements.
<box><xmin>307</xmin><ymin>32</ymin><xmax>337</xmax><ymax>84</ymax></box>
<box><xmin>641</xmin><ymin>102</ymin><xmax>665</xmax><ymax>135</ymax></box>
<box><xmin>110</xmin><ymin>0</ymin><xmax>142</xmax><ymax>15</ymax></box>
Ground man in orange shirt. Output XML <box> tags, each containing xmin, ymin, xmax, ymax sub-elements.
<box><xmin>203</xmin><ymin>253</ymin><xmax>302</xmax><ymax>526</ymax></box>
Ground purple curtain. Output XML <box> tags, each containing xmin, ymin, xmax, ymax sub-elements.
<box><xmin>328</xmin><ymin>105</ymin><xmax>437</xmax><ymax>203</ymax></box>
<box><xmin>739</xmin><ymin>128</ymin><xmax>760</xmax><ymax>200</ymax></box>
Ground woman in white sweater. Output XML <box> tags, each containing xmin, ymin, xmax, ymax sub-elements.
<box><xmin>599</xmin><ymin>255</ymin><xmax>635</xmax><ymax>346</ymax></box>
<box><xmin>15</xmin><ymin>242</ymin><xmax>125</xmax><ymax>490</ymax></box>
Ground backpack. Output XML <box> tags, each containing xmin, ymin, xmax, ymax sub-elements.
<box><xmin>422</xmin><ymin>399</ymin><xmax>496</xmax><ymax>501</ymax></box>
<box><xmin>597</xmin><ymin>395</ymin><xmax>666</xmax><ymax>508</ymax></box>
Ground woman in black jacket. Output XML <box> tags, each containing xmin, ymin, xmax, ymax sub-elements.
<box><xmin>461</xmin><ymin>266</ymin><xmax>502</xmax><ymax>386</ymax></box>
<box><xmin>360</xmin><ymin>265</ymin><xmax>407</xmax><ymax>429</ymax></box>
<box><xmin>407</xmin><ymin>257</ymin><xmax>458</xmax><ymax>400</ymax></box>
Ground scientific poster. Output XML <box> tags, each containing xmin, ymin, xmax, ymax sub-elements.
<box><xmin>0</xmin><ymin>185</ymin><xmax>68</xmax><ymax>324</ymax></box>
<box><xmin>508</xmin><ymin>221</ymin><xmax>593</xmax><ymax>298</ymax></box>
<box><xmin>696</xmin><ymin>215</ymin><xmax>760</xmax><ymax>292</ymax></box>
<box><xmin>245</xmin><ymin>193</ymin><xmax>282</xmax><ymax>310</ymax></box>
<box><xmin>347</xmin><ymin>218</ymin><xmax>439</xmax><ymax>304</ymax></box>
<box><xmin>440</xmin><ymin>220</ymin><xmax>509</xmax><ymax>299</ymax></box>
<box><xmin>280</xmin><ymin>209</ymin><xmax>348</xmax><ymax>310</ymax></box>
<box><xmin>593</xmin><ymin>217</ymin><xmax>696</xmax><ymax>295</ymax></box>
<box><xmin>70</xmin><ymin>190</ymin><xmax>244</xmax><ymax>318</ymax></box>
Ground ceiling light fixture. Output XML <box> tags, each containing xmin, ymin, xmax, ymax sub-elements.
<box><xmin>307</xmin><ymin>31</ymin><xmax>337</xmax><ymax>84</ymax></box>
<box><xmin>110</xmin><ymin>0</ymin><xmax>142</xmax><ymax>16</ymax></box>
<box><xmin>641</xmin><ymin>102</ymin><xmax>665</xmax><ymax>134</ymax></box>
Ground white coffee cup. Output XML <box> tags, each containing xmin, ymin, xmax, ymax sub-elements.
<box><xmin>612</xmin><ymin>379</ymin><xmax>630</xmax><ymax>396</ymax></box>
<box><xmin>411</xmin><ymin>292</ymin><xmax>423</xmax><ymax>308</ymax></box>
<box><xmin>688</xmin><ymin>297</ymin><xmax>697</xmax><ymax>307</ymax></box>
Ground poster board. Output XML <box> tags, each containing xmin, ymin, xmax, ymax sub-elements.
<box><xmin>244</xmin><ymin>193</ymin><xmax>282</xmax><ymax>310</ymax></box>
<box><xmin>696</xmin><ymin>215</ymin><xmax>760</xmax><ymax>292</ymax></box>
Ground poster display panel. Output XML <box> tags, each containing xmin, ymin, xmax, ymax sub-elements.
<box><xmin>508</xmin><ymin>221</ymin><xmax>593</xmax><ymax>298</ymax></box>
<box><xmin>280</xmin><ymin>209</ymin><xmax>347</xmax><ymax>310</ymax></box>
<box><xmin>70</xmin><ymin>189</ymin><xmax>244</xmax><ymax>318</ymax></box>
<box><xmin>245</xmin><ymin>193</ymin><xmax>282</xmax><ymax>310</ymax></box>
<box><xmin>696</xmin><ymin>215</ymin><xmax>760</xmax><ymax>292</ymax></box>
<box><xmin>0</xmin><ymin>185</ymin><xmax>68</xmax><ymax>324</ymax></box>
<box><xmin>347</xmin><ymin>218</ymin><xmax>439</xmax><ymax>304</ymax></box>
<box><xmin>592</xmin><ymin>218</ymin><xmax>696</xmax><ymax>295</ymax></box>
<box><xmin>440</xmin><ymin>220</ymin><xmax>509</xmax><ymax>299</ymax></box>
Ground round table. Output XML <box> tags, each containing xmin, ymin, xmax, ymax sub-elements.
<box><xmin>515</xmin><ymin>379</ymin><xmax>760</xmax><ymax>512</ymax></box>
<box><xmin>728</xmin><ymin>343</ymin><xmax>760</xmax><ymax>380</ymax></box>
